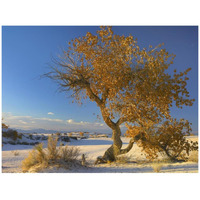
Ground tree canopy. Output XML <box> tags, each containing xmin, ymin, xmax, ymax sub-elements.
<box><xmin>47</xmin><ymin>26</ymin><xmax>195</xmax><ymax>162</ymax></box>
<box><xmin>48</xmin><ymin>26</ymin><xmax>194</xmax><ymax>125</ymax></box>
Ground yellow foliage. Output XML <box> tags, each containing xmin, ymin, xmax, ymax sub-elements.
<box><xmin>47</xmin><ymin>26</ymin><xmax>194</xmax><ymax>133</ymax></box>
<box><xmin>126</xmin><ymin>118</ymin><xmax>198</xmax><ymax>161</ymax></box>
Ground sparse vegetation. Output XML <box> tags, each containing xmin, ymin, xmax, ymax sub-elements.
<box><xmin>22</xmin><ymin>135</ymin><xmax>82</xmax><ymax>172</ymax></box>
<box><xmin>152</xmin><ymin>162</ymin><xmax>163</xmax><ymax>173</ymax></box>
<box><xmin>2</xmin><ymin>122</ymin><xmax>9</xmax><ymax>129</ymax></box>
<box><xmin>60</xmin><ymin>145</ymin><xmax>80</xmax><ymax>162</ymax></box>
<box><xmin>12</xmin><ymin>150</ymin><xmax>19</xmax><ymax>156</ymax></box>
<box><xmin>79</xmin><ymin>132</ymin><xmax>84</xmax><ymax>137</ymax></box>
<box><xmin>2</xmin><ymin>129</ymin><xmax>22</xmax><ymax>141</ymax></box>
<box><xmin>47</xmin><ymin>135</ymin><xmax>59</xmax><ymax>161</ymax></box>
<box><xmin>29</xmin><ymin>134</ymin><xmax>33</xmax><ymax>140</ymax></box>
<box><xmin>56</xmin><ymin>132</ymin><xmax>61</xmax><ymax>137</ymax></box>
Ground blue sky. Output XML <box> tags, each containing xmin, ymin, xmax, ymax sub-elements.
<box><xmin>2</xmin><ymin>26</ymin><xmax>198</xmax><ymax>134</ymax></box>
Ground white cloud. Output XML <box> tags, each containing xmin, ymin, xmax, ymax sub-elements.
<box><xmin>67</xmin><ymin>119</ymin><xmax>74</xmax><ymax>124</ymax></box>
<box><xmin>19</xmin><ymin>120</ymin><xmax>28</xmax><ymax>124</ymax></box>
<box><xmin>47</xmin><ymin>112</ymin><xmax>54</xmax><ymax>115</ymax></box>
<box><xmin>36</xmin><ymin>117</ymin><xmax>63</xmax><ymax>122</ymax></box>
<box><xmin>2</xmin><ymin>112</ymin><xmax>121</xmax><ymax>133</ymax></box>
<box><xmin>66</xmin><ymin>119</ymin><xmax>89</xmax><ymax>126</ymax></box>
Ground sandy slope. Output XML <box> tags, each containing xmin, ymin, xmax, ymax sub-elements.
<box><xmin>2</xmin><ymin>136</ymin><xmax>198</xmax><ymax>173</ymax></box>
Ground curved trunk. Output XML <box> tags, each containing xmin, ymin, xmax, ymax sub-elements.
<box><xmin>95</xmin><ymin>124</ymin><xmax>135</xmax><ymax>164</ymax></box>
<box><xmin>85</xmin><ymin>90</ymin><xmax>135</xmax><ymax>164</ymax></box>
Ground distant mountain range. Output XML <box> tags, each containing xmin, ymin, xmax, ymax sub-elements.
<box><xmin>15</xmin><ymin>128</ymin><xmax>72</xmax><ymax>134</ymax></box>
<box><xmin>10</xmin><ymin>128</ymin><xmax>198</xmax><ymax>136</ymax></box>
<box><xmin>15</xmin><ymin>128</ymin><xmax>112</xmax><ymax>135</ymax></box>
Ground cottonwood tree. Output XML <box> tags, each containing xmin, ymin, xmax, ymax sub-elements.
<box><xmin>46</xmin><ymin>26</ymin><xmax>194</xmax><ymax>163</ymax></box>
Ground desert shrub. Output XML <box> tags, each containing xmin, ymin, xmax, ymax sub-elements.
<box><xmin>18</xmin><ymin>133</ymin><xmax>22</xmax><ymax>139</ymax></box>
<box><xmin>22</xmin><ymin>135</ymin><xmax>81</xmax><ymax>172</ymax></box>
<box><xmin>22</xmin><ymin>150</ymin><xmax>38</xmax><ymax>172</ymax></box>
<box><xmin>152</xmin><ymin>162</ymin><xmax>163</xmax><ymax>173</ymax></box>
<box><xmin>60</xmin><ymin>145</ymin><xmax>80</xmax><ymax>162</ymax></box>
<box><xmin>126</xmin><ymin>118</ymin><xmax>198</xmax><ymax>162</ymax></box>
<box><xmin>56</xmin><ymin>132</ymin><xmax>61</xmax><ymax>136</ymax></box>
<box><xmin>12</xmin><ymin>150</ymin><xmax>19</xmax><ymax>156</ymax></box>
<box><xmin>34</xmin><ymin>143</ymin><xmax>47</xmax><ymax>163</ymax></box>
<box><xmin>47</xmin><ymin>135</ymin><xmax>59</xmax><ymax>161</ymax></box>
<box><xmin>68</xmin><ymin>132</ymin><xmax>72</xmax><ymax>137</ymax></box>
<box><xmin>79</xmin><ymin>132</ymin><xmax>84</xmax><ymax>137</ymax></box>
<box><xmin>29</xmin><ymin>134</ymin><xmax>33</xmax><ymax>140</ymax></box>
<box><xmin>7</xmin><ymin>141</ymin><xmax>16</xmax><ymax>145</ymax></box>
<box><xmin>22</xmin><ymin>145</ymin><xmax>48</xmax><ymax>172</ymax></box>
<box><xmin>3</xmin><ymin>129</ymin><xmax>20</xmax><ymax>141</ymax></box>
<box><xmin>2</xmin><ymin>122</ymin><xmax>9</xmax><ymax>129</ymax></box>
<box><xmin>21</xmin><ymin>142</ymin><xmax>29</xmax><ymax>145</ymax></box>
<box><xmin>61</xmin><ymin>136</ymin><xmax>70</xmax><ymax>142</ymax></box>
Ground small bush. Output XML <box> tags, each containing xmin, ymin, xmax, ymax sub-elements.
<box><xmin>152</xmin><ymin>162</ymin><xmax>163</xmax><ymax>173</ymax></box>
<box><xmin>34</xmin><ymin>143</ymin><xmax>47</xmax><ymax>163</ymax></box>
<box><xmin>60</xmin><ymin>145</ymin><xmax>80</xmax><ymax>162</ymax></box>
<box><xmin>7</xmin><ymin>141</ymin><xmax>16</xmax><ymax>145</ymax></box>
<box><xmin>21</xmin><ymin>142</ymin><xmax>29</xmax><ymax>145</ymax></box>
<box><xmin>79</xmin><ymin>132</ymin><xmax>84</xmax><ymax>137</ymax></box>
<box><xmin>68</xmin><ymin>132</ymin><xmax>72</xmax><ymax>137</ymax></box>
<box><xmin>12</xmin><ymin>150</ymin><xmax>19</xmax><ymax>156</ymax></box>
<box><xmin>2</xmin><ymin>129</ymin><xmax>21</xmax><ymax>141</ymax></box>
<box><xmin>29</xmin><ymin>134</ymin><xmax>33</xmax><ymax>140</ymax></box>
<box><xmin>22</xmin><ymin>135</ymin><xmax>81</xmax><ymax>172</ymax></box>
<box><xmin>22</xmin><ymin>149</ymin><xmax>39</xmax><ymax>172</ymax></box>
<box><xmin>2</xmin><ymin>122</ymin><xmax>9</xmax><ymax>129</ymax></box>
<box><xmin>47</xmin><ymin>136</ymin><xmax>58</xmax><ymax>161</ymax></box>
<box><xmin>56</xmin><ymin>132</ymin><xmax>61</xmax><ymax>136</ymax></box>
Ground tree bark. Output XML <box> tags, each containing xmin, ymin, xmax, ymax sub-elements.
<box><xmin>95</xmin><ymin>123</ymin><xmax>136</xmax><ymax>164</ymax></box>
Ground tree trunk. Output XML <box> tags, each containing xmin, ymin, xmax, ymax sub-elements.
<box><xmin>85</xmin><ymin>88</ymin><xmax>136</xmax><ymax>164</ymax></box>
<box><xmin>95</xmin><ymin>124</ymin><xmax>135</xmax><ymax>164</ymax></box>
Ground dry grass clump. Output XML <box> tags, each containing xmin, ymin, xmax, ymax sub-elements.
<box><xmin>152</xmin><ymin>162</ymin><xmax>163</xmax><ymax>173</ymax></box>
<box><xmin>22</xmin><ymin>135</ymin><xmax>81</xmax><ymax>172</ymax></box>
<box><xmin>47</xmin><ymin>136</ymin><xmax>59</xmax><ymax>161</ymax></box>
<box><xmin>60</xmin><ymin>146</ymin><xmax>80</xmax><ymax>162</ymax></box>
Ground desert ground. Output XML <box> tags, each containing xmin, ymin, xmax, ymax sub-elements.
<box><xmin>2</xmin><ymin>133</ymin><xmax>198</xmax><ymax>173</ymax></box>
